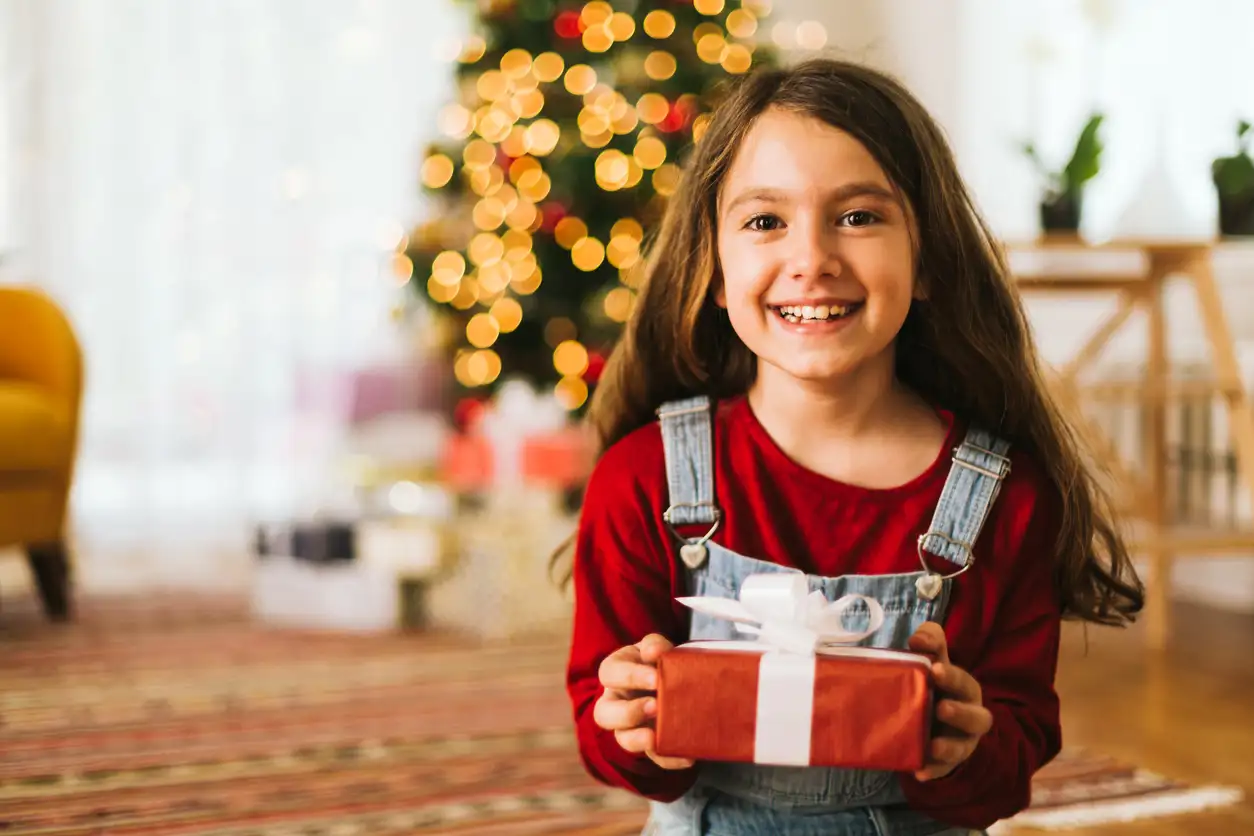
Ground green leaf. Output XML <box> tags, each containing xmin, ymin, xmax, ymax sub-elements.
<box><xmin>1061</xmin><ymin>113</ymin><xmax>1104</xmax><ymax>194</ymax></box>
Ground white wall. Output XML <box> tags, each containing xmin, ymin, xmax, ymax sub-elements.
<box><xmin>0</xmin><ymin>0</ymin><xmax>14</xmax><ymax>259</ymax></box>
<box><xmin>773</xmin><ymin>0</ymin><xmax>1254</xmax><ymax>241</ymax></box>
<box><xmin>772</xmin><ymin>0</ymin><xmax>1254</xmax><ymax>612</ymax></box>
<box><xmin>956</xmin><ymin>0</ymin><xmax>1254</xmax><ymax>243</ymax></box>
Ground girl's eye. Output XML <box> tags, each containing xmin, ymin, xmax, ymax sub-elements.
<box><xmin>841</xmin><ymin>210</ymin><xmax>879</xmax><ymax>227</ymax></box>
<box><xmin>744</xmin><ymin>214</ymin><xmax>783</xmax><ymax>232</ymax></box>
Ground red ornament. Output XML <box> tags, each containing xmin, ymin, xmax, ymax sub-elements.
<box><xmin>539</xmin><ymin>200</ymin><xmax>568</xmax><ymax>233</ymax></box>
<box><xmin>584</xmin><ymin>351</ymin><xmax>606</xmax><ymax>384</ymax></box>
<box><xmin>554</xmin><ymin>10</ymin><xmax>583</xmax><ymax>38</ymax></box>
<box><xmin>658</xmin><ymin>102</ymin><xmax>688</xmax><ymax>134</ymax></box>
<box><xmin>454</xmin><ymin>396</ymin><xmax>487</xmax><ymax>432</ymax></box>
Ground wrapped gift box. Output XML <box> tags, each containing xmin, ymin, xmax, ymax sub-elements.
<box><xmin>440</xmin><ymin>380</ymin><xmax>593</xmax><ymax>492</ymax></box>
<box><xmin>519</xmin><ymin>426</ymin><xmax>594</xmax><ymax>487</ymax></box>
<box><xmin>653</xmin><ymin>574</ymin><xmax>934</xmax><ymax>771</ymax></box>
<box><xmin>440</xmin><ymin>428</ymin><xmax>592</xmax><ymax>490</ymax></box>
<box><xmin>255</xmin><ymin>520</ymin><xmax>356</xmax><ymax>563</ymax></box>
<box><xmin>251</xmin><ymin>515</ymin><xmax>450</xmax><ymax>632</ymax></box>
<box><xmin>254</xmin><ymin>517</ymin><xmax>446</xmax><ymax>578</ymax></box>
<box><xmin>251</xmin><ymin>555</ymin><xmax>400</xmax><ymax>633</ymax></box>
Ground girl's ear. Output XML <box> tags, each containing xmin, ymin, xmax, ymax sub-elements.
<box><xmin>912</xmin><ymin>273</ymin><xmax>928</xmax><ymax>301</ymax></box>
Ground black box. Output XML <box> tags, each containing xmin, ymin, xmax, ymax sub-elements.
<box><xmin>254</xmin><ymin>520</ymin><xmax>357</xmax><ymax>563</ymax></box>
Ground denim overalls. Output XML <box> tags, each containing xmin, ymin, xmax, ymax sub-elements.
<box><xmin>644</xmin><ymin>396</ymin><xmax>1011</xmax><ymax>836</ymax></box>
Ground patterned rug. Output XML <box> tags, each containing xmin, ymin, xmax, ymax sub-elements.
<box><xmin>995</xmin><ymin>750</ymin><xmax>1244</xmax><ymax>831</ymax></box>
<box><xmin>0</xmin><ymin>593</ymin><xmax>647</xmax><ymax>835</ymax></box>
<box><xmin>0</xmin><ymin>594</ymin><xmax>1242</xmax><ymax>834</ymax></box>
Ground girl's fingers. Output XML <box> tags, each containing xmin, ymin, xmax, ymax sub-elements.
<box><xmin>936</xmin><ymin>699</ymin><xmax>993</xmax><ymax>736</ymax></box>
<box><xmin>598</xmin><ymin>652</ymin><xmax>658</xmax><ymax>693</ymax></box>
<box><xmin>614</xmin><ymin>725</ymin><xmax>657</xmax><ymax>754</ymax></box>
<box><xmin>929</xmin><ymin>735</ymin><xmax>972</xmax><ymax>766</ymax></box>
<box><xmin>636</xmin><ymin>633</ymin><xmax>675</xmax><ymax>663</ymax></box>
<box><xmin>647</xmin><ymin>749</ymin><xmax>696</xmax><ymax>770</ymax></box>
<box><xmin>931</xmin><ymin>661</ymin><xmax>981</xmax><ymax>704</ymax></box>
<box><xmin>907</xmin><ymin>622</ymin><xmax>949</xmax><ymax>664</ymax></box>
<box><xmin>593</xmin><ymin>694</ymin><xmax>657</xmax><ymax>731</ymax></box>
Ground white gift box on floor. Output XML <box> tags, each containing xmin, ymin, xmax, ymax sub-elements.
<box><xmin>253</xmin><ymin>517</ymin><xmax>447</xmax><ymax>580</ymax></box>
<box><xmin>251</xmin><ymin>555</ymin><xmax>399</xmax><ymax>633</ymax></box>
<box><xmin>250</xmin><ymin>512</ymin><xmax>452</xmax><ymax>633</ymax></box>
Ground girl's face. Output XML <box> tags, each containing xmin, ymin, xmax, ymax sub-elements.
<box><xmin>714</xmin><ymin>107</ymin><xmax>920</xmax><ymax>389</ymax></box>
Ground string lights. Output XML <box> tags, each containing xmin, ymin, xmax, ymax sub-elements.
<box><xmin>408</xmin><ymin>0</ymin><xmax>790</xmax><ymax>410</ymax></box>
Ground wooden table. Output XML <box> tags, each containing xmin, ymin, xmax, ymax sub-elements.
<box><xmin>1006</xmin><ymin>238</ymin><xmax>1254</xmax><ymax>650</ymax></box>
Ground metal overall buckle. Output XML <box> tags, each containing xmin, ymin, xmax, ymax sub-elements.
<box><xmin>915</xmin><ymin>531</ymin><xmax>973</xmax><ymax>600</ymax></box>
<box><xmin>663</xmin><ymin>502</ymin><xmax>721</xmax><ymax>569</ymax></box>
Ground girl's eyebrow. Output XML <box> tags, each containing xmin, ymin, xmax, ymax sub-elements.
<box><xmin>721</xmin><ymin>181</ymin><xmax>899</xmax><ymax>217</ymax></box>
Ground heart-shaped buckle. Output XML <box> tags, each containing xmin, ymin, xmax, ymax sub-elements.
<box><xmin>915</xmin><ymin>573</ymin><xmax>944</xmax><ymax>601</ymax></box>
<box><xmin>664</xmin><ymin>504</ymin><xmax>721</xmax><ymax>570</ymax></box>
<box><xmin>914</xmin><ymin>532</ymin><xmax>973</xmax><ymax>600</ymax></box>
<box><xmin>680</xmin><ymin>542</ymin><xmax>708</xmax><ymax>569</ymax></box>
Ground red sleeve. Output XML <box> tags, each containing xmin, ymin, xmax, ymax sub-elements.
<box><xmin>900</xmin><ymin>472</ymin><xmax>1064</xmax><ymax>829</ymax></box>
<box><xmin>564</xmin><ymin>427</ymin><xmax>699</xmax><ymax>801</ymax></box>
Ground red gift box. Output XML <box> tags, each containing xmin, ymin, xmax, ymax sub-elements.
<box><xmin>440</xmin><ymin>427</ymin><xmax>593</xmax><ymax>490</ymax></box>
<box><xmin>440</xmin><ymin>433</ymin><xmax>493</xmax><ymax>490</ymax></box>
<box><xmin>652</xmin><ymin>574</ymin><xmax>934</xmax><ymax>771</ymax></box>
<box><xmin>520</xmin><ymin>426</ymin><xmax>594</xmax><ymax>486</ymax></box>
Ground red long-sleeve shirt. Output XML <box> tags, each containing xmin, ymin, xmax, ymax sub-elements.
<box><xmin>566</xmin><ymin>396</ymin><xmax>1064</xmax><ymax>830</ymax></box>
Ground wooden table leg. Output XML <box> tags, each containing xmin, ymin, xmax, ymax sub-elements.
<box><xmin>1051</xmin><ymin>371</ymin><xmax>1152</xmax><ymax>514</ymax></box>
<box><xmin>1044</xmin><ymin>290</ymin><xmax>1153</xmax><ymax>518</ymax></box>
<box><xmin>1143</xmin><ymin>259</ymin><xmax>1170</xmax><ymax>651</ymax></box>
<box><xmin>1189</xmin><ymin>251</ymin><xmax>1254</xmax><ymax>529</ymax></box>
<box><xmin>1059</xmin><ymin>289</ymin><xmax>1141</xmax><ymax>381</ymax></box>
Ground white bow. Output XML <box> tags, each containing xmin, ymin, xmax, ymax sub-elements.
<box><xmin>677</xmin><ymin>572</ymin><xmax>884</xmax><ymax>656</ymax></box>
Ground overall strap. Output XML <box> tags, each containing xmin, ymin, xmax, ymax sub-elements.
<box><xmin>656</xmin><ymin>397</ymin><xmax>720</xmax><ymax>571</ymax></box>
<box><xmin>918</xmin><ymin>426</ymin><xmax>1013</xmax><ymax>571</ymax></box>
<box><xmin>657</xmin><ymin>396</ymin><xmax>719</xmax><ymax>526</ymax></box>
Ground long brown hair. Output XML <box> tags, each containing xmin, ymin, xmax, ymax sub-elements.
<box><xmin>561</xmin><ymin>58</ymin><xmax>1142</xmax><ymax>627</ymax></box>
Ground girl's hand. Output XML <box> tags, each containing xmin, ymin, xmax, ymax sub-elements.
<box><xmin>907</xmin><ymin>622</ymin><xmax>994</xmax><ymax>781</ymax></box>
<box><xmin>593</xmin><ymin>633</ymin><xmax>695</xmax><ymax>770</ymax></box>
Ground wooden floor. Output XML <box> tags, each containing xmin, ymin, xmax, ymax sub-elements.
<box><xmin>1042</xmin><ymin>600</ymin><xmax>1254</xmax><ymax>834</ymax></box>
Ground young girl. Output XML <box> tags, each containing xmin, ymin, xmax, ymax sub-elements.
<box><xmin>563</xmin><ymin>58</ymin><xmax>1143</xmax><ymax>836</ymax></box>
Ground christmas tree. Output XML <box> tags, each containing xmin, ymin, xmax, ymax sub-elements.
<box><xmin>406</xmin><ymin>0</ymin><xmax>779</xmax><ymax>416</ymax></box>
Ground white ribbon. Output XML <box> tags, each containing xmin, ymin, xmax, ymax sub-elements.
<box><xmin>675</xmin><ymin>573</ymin><xmax>886</xmax><ymax>766</ymax></box>
<box><xmin>677</xmin><ymin>572</ymin><xmax>885</xmax><ymax>655</ymax></box>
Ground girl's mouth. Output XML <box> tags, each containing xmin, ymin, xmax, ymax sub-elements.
<box><xmin>768</xmin><ymin>302</ymin><xmax>865</xmax><ymax>324</ymax></box>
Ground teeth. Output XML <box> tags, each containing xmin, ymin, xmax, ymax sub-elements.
<box><xmin>774</xmin><ymin>303</ymin><xmax>852</xmax><ymax>322</ymax></box>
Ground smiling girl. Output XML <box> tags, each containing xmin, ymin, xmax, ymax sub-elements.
<box><xmin>563</xmin><ymin>59</ymin><xmax>1143</xmax><ymax>836</ymax></box>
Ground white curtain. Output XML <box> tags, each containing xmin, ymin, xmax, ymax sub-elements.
<box><xmin>1</xmin><ymin>0</ymin><xmax>462</xmax><ymax>591</ymax></box>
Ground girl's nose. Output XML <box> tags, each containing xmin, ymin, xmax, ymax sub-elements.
<box><xmin>785</xmin><ymin>218</ymin><xmax>839</xmax><ymax>283</ymax></box>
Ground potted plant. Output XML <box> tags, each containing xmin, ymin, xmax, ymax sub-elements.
<box><xmin>1212</xmin><ymin>120</ymin><xmax>1254</xmax><ymax>237</ymax></box>
<box><xmin>1022</xmin><ymin>113</ymin><xmax>1105</xmax><ymax>235</ymax></box>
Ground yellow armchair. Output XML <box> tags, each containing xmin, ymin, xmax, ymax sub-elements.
<box><xmin>0</xmin><ymin>286</ymin><xmax>83</xmax><ymax>620</ymax></box>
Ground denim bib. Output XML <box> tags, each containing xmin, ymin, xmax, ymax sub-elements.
<box><xmin>643</xmin><ymin>397</ymin><xmax>1008</xmax><ymax>836</ymax></box>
